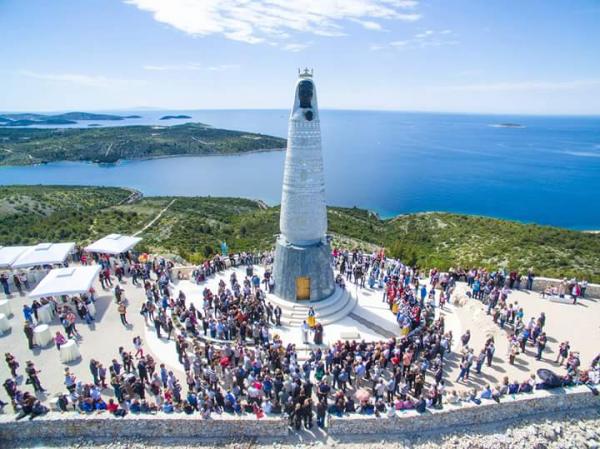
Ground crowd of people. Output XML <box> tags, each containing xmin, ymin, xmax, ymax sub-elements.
<box><xmin>1</xmin><ymin>247</ymin><xmax>599</xmax><ymax>429</ymax></box>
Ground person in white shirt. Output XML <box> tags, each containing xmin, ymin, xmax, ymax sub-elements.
<box><xmin>301</xmin><ymin>321</ymin><xmax>310</xmax><ymax>344</ymax></box>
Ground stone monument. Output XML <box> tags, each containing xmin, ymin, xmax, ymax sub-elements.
<box><xmin>272</xmin><ymin>69</ymin><xmax>335</xmax><ymax>302</ymax></box>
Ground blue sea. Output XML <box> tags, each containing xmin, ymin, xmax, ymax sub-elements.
<box><xmin>0</xmin><ymin>110</ymin><xmax>599</xmax><ymax>229</ymax></box>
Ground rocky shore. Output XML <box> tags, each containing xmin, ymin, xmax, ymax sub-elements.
<box><xmin>4</xmin><ymin>408</ymin><xmax>599</xmax><ymax>449</ymax></box>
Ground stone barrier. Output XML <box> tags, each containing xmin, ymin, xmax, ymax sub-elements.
<box><xmin>328</xmin><ymin>385</ymin><xmax>600</xmax><ymax>435</ymax></box>
<box><xmin>0</xmin><ymin>413</ymin><xmax>288</xmax><ymax>444</ymax></box>
<box><xmin>2</xmin><ymin>387</ymin><xmax>598</xmax><ymax>443</ymax></box>
<box><xmin>531</xmin><ymin>277</ymin><xmax>599</xmax><ymax>298</ymax></box>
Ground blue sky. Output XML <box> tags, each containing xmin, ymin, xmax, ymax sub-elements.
<box><xmin>1</xmin><ymin>0</ymin><xmax>599</xmax><ymax>114</ymax></box>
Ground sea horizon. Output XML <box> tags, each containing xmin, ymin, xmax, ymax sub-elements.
<box><xmin>3</xmin><ymin>107</ymin><xmax>600</xmax><ymax>119</ymax></box>
<box><xmin>1</xmin><ymin>109</ymin><xmax>599</xmax><ymax>230</ymax></box>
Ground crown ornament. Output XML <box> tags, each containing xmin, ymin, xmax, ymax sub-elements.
<box><xmin>298</xmin><ymin>67</ymin><xmax>313</xmax><ymax>78</ymax></box>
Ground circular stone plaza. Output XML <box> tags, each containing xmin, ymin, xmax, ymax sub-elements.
<box><xmin>0</xmin><ymin>71</ymin><xmax>599</xmax><ymax>448</ymax></box>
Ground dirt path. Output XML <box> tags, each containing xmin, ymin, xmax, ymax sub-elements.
<box><xmin>133</xmin><ymin>199</ymin><xmax>175</xmax><ymax>236</ymax></box>
<box><xmin>104</xmin><ymin>142</ymin><xmax>114</xmax><ymax>157</ymax></box>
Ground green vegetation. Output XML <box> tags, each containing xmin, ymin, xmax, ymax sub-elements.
<box><xmin>0</xmin><ymin>123</ymin><xmax>286</xmax><ymax>165</ymax></box>
<box><xmin>0</xmin><ymin>186</ymin><xmax>148</xmax><ymax>244</ymax></box>
<box><xmin>0</xmin><ymin>186</ymin><xmax>598</xmax><ymax>282</ymax></box>
<box><xmin>160</xmin><ymin>115</ymin><xmax>192</xmax><ymax>120</ymax></box>
<box><xmin>0</xmin><ymin>112</ymin><xmax>138</xmax><ymax>126</ymax></box>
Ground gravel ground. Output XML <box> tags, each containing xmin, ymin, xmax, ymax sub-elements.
<box><xmin>5</xmin><ymin>408</ymin><xmax>600</xmax><ymax>449</ymax></box>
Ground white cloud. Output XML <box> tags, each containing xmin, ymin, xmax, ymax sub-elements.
<box><xmin>124</xmin><ymin>0</ymin><xmax>421</xmax><ymax>45</ymax></box>
<box><xmin>143</xmin><ymin>63</ymin><xmax>239</xmax><ymax>71</ymax></box>
<box><xmin>390</xmin><ymin>40</ymin><xmax>409</xmax><ymax>47</ymax></box>
<box><xmin>282</xmin><ymin>43</ymin><xmax>310</xmax><ymax>52</ymax></box>
<box><xmin>143</xmin><ymin>63</ymin><xmax>203</xmax><ymax>71</ymax></box>
<box><xmin>361</xmin><ymin>20</ymin><xmax>383</xmax><ymax>30</ymax></box>
<box><xmin>207</xmin><ymin>64</ymin><xmax>240</xmax><ymax>71</ymax></box>
<box><xmin>443</xmin><ymin>79</ymin><xmax>600</xmax><ymax>92</ymax></box>
<box><xmin>414</xmin><ymin>29</ymin><xmax>433</xmax><ymax>38</ymax></box>
<box><xmin>349</xmin><ymin>18</ymin><xmax>384</xmax><ymax>31</ymax></box>
<box><xmin>19</xmin><ymin>70</ymin><xmax>144</xmax><ymax>87</ymax></box>
<box><xmin>385</xmin><ymin>29</ymin><xmax>458</xmax><ymax>50</ymax></box>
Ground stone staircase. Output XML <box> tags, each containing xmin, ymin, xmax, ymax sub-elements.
<box><xmin>265</xmin><ymin>287</ymin><xmax>357</xmax><ymax>327</ymax></box>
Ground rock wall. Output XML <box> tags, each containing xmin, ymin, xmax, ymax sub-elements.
<box><xmin>328</xmin><ymin>386</ymin><xmax>600</xmax><ymax>435</ymax></box>
<box><xmin>0</xmin><ymin>414</ymin><xmax>288</xmax><ymax>444</ymax></box>
<box><xmin>2</xmin><ymin>387</ymin><xmax>597</xmax><ymax>444</ymax></box>
<box><xmin>531</xmin><ymin>277</ymin><xmax>599</xmax><ymax>298</ymax></box>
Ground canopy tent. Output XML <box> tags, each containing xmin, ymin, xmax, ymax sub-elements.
<box><xmin>0</xmin><ymin>246</ymin><xmax>33</xmax><ymax>269</ymax></box>
<box><xmin>84</xmin><ymin>234</ymin><xmax>142</xmax><ymax>255</ymax></box>
<box><xmin>28</xmin><ymin>265</ymin><xmax>100</xmax><ymax>299</ymax></box>
<box><xmin>11</xmin><ymin>242</ymin><xmax>75</xmax><ymax>269</ymax></box>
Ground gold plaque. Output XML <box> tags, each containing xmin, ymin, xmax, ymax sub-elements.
<box><xmin>296</xmin><ymin>277</ymin><xmax>310</xmax><ymax>300</ymax></box>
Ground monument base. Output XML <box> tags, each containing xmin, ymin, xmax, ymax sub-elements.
<box><xmin>272</xmin><ymin>236</ymin><xmax>335</xmax><ymax>302</ymax></box>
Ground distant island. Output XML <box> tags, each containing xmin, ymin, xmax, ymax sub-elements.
<box><xmin>160</xmin><ymin>115</ymin><xmax>192</xmax><ymax>120</ymax></box>
<box><xmin>0</xmin><ymin>111</ymin><xmax>141</xmax><ymax>127</ymax></box>
<box><xmin>490</xmin><ymin>123</ymin><xmax>525</xmax><ymax>128</ymax></box>
<box><xmin>1</xmin><ymin>118</ymin><xmax>77</xmax><ymax>126</ymax></box>
<box><xmin>0</xmin><ymin>122</ymin><xmax>286</xmax><ymax>165</ymax></box>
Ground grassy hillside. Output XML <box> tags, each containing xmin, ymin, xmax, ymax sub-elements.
<box><xmin>0</xmin><ymin>123</ymin><xmax>286</xmax><ymax>165</ymax></box>
<box><xmin>0</xmin><ymin>186</ymin><xmax>598</xmax><ymax>282</ymax></box>
<box><xmin>0</xmin><ymin>186</ymin><xmax>149</xmax><ymax>244</ymax></box>
<box><xmin>384</xmin><ymin>213</ymin><xmax>600</xmax><ymax>280</ymax></box>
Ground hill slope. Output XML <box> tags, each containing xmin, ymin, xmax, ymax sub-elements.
<box><xmin>0</xmin><ymin>186</ymin><xmax>597</xmax><ymax>281</ymax></box>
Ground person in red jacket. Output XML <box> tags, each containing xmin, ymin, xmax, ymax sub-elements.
<box><xmin>106</xmin><ymin>398</ymin><xmax>119</xmax><ymax>413</ymax></box>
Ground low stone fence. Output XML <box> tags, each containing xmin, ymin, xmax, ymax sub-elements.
<box><xmin>328</xmin><ymin>385</ymin><xmax>600</xmax><ymax>435</ymax></box>
<box><xmin>0</xmin><ymin>413</ymin><xmax>288</xmax><ymax>444</ymax></box>
<box><xmin>2</xmin><ymin>387</ymin><xmax>598</xmax><ymax>444</ymax></box>
<box><xmin>531</xmin><ymin>277</ymin><xmax>599</xmax><ymax>298</ymax></box>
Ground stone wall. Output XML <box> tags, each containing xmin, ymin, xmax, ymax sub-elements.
<box><xmin>0</xmin><ymin>413</ymin><xmax>288</xmax><ymax>444</ymax></box>
<box><xmin>328</xmin><ymin>386</ymin><xmax>600</xmax><ymax>435</ymax></box>
<box><xmin>2</xmin><ymin>387</ymin><xmax>598</xmax><ymax>443</ymax></box>
<box><xmin>531</xmin><ymin>277</ymin><xmax>599</xmax><ymax>298</ymax></box>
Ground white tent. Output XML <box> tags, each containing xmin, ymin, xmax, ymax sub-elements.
<box><xmin>11</xmin><ymin>242</ymin><xmax>75</xmax><ymax>269</ymax></box>
<box><xmin>0</xmin><ymin>246</ymin><xmax>33</xmax><ymax>269</ymax></box>
<box><xmin>85</xmin><ymin>234</ymin><xmax>142</xmax><ymax>255</ymax></box>
<box><xmin>28</xmin><ymin>265</ymin><xmax>100</xmax><ymax>299</ymax></box>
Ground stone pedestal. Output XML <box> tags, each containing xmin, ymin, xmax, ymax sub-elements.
<box><xmin>272</xmin><ymin>236</ymin><xmax>335</xmax><ymax>302</ymax></box>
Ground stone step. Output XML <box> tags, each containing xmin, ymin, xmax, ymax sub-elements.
<box><xmin>288</xmin><ymin>292</ymin><xmax>357</xmax><ymax>326</ymax></box>
<box><xmin>287</xmin><ymin>292</ymin><xmax>351</xmax><ymax>319</ymax></box>
<box><xmin>285</xmin><ymin>289</ymin><xmax>350</xmax><ymax>320</ymax></box>
<box><xmin>265</xmin><ymin>287</ymin><xmax>347</xmax><ymax>313</ymax></box>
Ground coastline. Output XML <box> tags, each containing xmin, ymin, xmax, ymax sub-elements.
<box><xmin>0</xmin><ymin>147</ymin><xmax>286</xmax><ymax>168</ymax></box>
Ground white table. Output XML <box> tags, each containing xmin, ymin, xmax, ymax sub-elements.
<box><xmin>33</xmin><ymin>324</ymin><xmax>52</xmax><ymax>347</ymax></box>
<box><xmin>37</xmin><ymin>304</ymin><xmax>53</xmax><ymax>324</ymax></box>
<box><xmin>60</xmin><ymin>339</ymin><xmax>81</xmax><ymax>363</ymax></box>
<box><xmin>0</xmin><ymin>313</ymin><xmax>10</xmax><ymax>334</ymax></box>
<box><xmin>0</xmin><ymin>299</ymin><xmax>10</xmax><ymax>316</ymax></box>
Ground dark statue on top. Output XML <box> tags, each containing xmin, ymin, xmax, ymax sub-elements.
<box><xmin>298</xmin><ymin>80</ymin><xmax>314</xmax><ymax>121</ymax></box>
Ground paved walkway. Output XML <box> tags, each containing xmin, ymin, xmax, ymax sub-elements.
<box><xmin>0</xmin><ymin>265</ymin><xmax>597</xmax><ymax>409</ymax></box>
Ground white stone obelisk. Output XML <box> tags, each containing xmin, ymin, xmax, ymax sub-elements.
<box><xmin>279</xmin><ymin>69</ymin><xmax>327</xmax><ymax>245</ymax></box>
<box><xmin>273</xmin><ymin>69</ymin><xmax>335</xmax><ymax>302</ymax></box>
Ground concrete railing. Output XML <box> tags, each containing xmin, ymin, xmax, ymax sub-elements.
<box><xmin>328</xmin><ymin>385</ymin><xmax>600</xmax><ymax>435</ymax></box>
